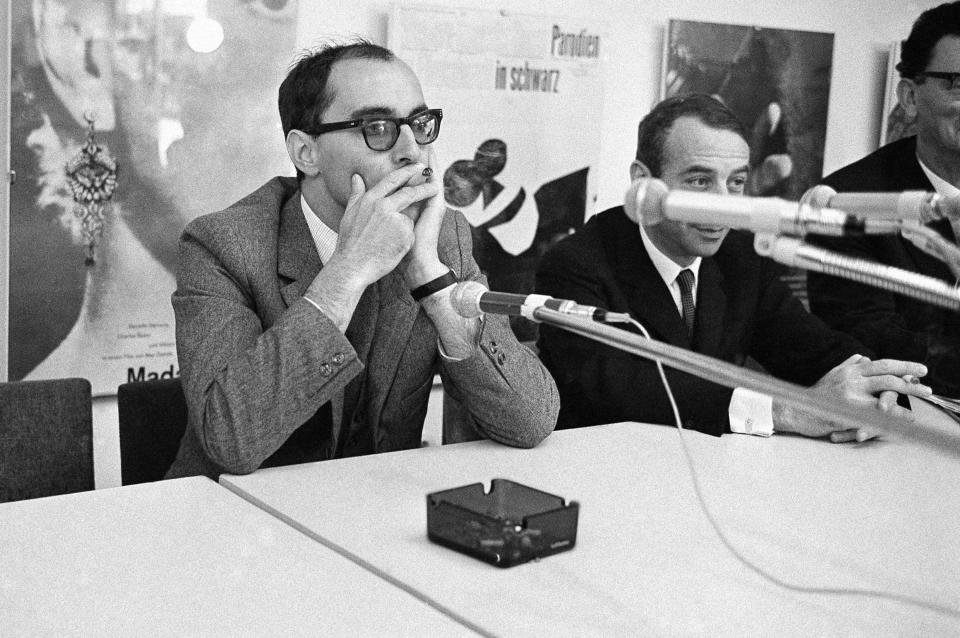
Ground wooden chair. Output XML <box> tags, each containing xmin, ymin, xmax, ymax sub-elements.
<box><xmin>0</xmin><ymin>378</ymin><xmax>94</xmax><ymax>503</ymax></box>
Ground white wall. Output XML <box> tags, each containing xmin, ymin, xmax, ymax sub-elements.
<box><xmin>6</xmin><ymin>0</ymin><xmax>945</xmax><ymax>488</ymax></box>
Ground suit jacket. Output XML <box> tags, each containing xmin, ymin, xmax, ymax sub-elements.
<box><xmin>535</xmin><ymin>206</ymin><xmax>863</xmax><ymax>435</ymax></box>
<box><xmin>166</xmin><ymin>177</ymin><xmax>558</xmax><ymax>478</ymax></box>
<box><xmin>807</xmin><ymin>136</ymin><xmax>960</xmax><ymax>396</ymax></box>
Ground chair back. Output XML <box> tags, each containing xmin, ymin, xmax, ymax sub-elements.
<box><xmin>0</xmin><ymin>378</ymin><xmax>94</xmax><ymax>502</ymax></box>
<box><xmin>117</xmin><ymin>378</ymin><xmax>188</xmax><ymax>485</ymax></box>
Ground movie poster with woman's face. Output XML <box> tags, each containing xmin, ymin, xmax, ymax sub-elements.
<box><xmin>8</xmin><ymin>0</ymin><xmax>297</xmax><ymax>394</ymax></box>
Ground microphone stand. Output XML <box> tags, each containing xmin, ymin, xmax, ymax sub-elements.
<box><xmin>754</xmin><ymin>233</ymin><xmax>960</xmax><ymax>311</ymax></box>
<box><xmin>532</xmin><ymin>307</ymin><xmax>960</xmax><ymax>456</ymax></box>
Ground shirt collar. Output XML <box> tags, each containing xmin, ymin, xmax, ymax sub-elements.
<box><xmin>638</xmin><ymin>223</ymin><xmax>702</xmax><ymax>288</ymax></box>
<box><xmin>301</xmin><ymin>194</ymin><xmax>338</xmax><ymax>265</ymax></box>
<box><xmin>917</xmin><ymin>155</ymin><xmax>960</xmax><ymax>199</ymax></box>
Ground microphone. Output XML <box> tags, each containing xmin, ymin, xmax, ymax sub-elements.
<box><xmin>627</xmin><ymin>178</ymin><xmax>904</xmax><ymax>237</ymax></box>
<box><xmin>753</xmin><ymin>233</ymin><xmax>960</xmax><ymax>311</ymax></box>
<box><xmin>449</xmin><ymin>281</ymin><xmax>632</xmax><ymax>323</ymax></box>
<box><xmin>802</xmin><ymin>184</ymin><xmax>960</xmax><ymax>224</ymax></box>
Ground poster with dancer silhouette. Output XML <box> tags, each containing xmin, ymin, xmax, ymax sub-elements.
<box><xmin>7</xmin><ymin>1</ymin><xmax>297</xmax><ymax>394</ymax></box>
<box><xmin>663</xmin><ymin>20</ymin><xmax>834</xmax><ymax>201</ymax></box>
<box><xmin>390</xmin><ymin>6</ymin><xmax>603</xmax><ymax>340</ymax></box>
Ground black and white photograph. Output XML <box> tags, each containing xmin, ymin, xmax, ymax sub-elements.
<box><xmin>2</xmin><ymin>1</ymin><xmax>959</xmax><ymax>635</ymax></box>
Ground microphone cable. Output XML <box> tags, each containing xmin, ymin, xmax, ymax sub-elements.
<box><xmin>623</xmin><ymin>316</ymin><xmax>960</xmax><ymax>619</ymax></box>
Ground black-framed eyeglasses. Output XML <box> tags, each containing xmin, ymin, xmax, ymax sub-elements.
<box><xmin>915</xmin><ymin>71</ymin><xmax>960</xmax><ymax>91</ymax></box>
<box><xmin>302</xmin><ymin>108</ymin><xmax>443</xmax><ymax>151</ymax></box>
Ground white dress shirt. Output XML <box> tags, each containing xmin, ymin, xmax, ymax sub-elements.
<box><xmin>301</xmin><ymin>194</ymin><xmax>339</xmax><ymax>265</ymax></box>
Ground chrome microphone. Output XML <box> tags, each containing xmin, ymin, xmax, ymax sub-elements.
<box><xmin>753</xmin><ymin>233</ymin><xmax>960</xmax><ymax>311</ymax></box>
<box><xmin>626</xmin><ymin>178</ymin><xmax>905</xmax><ymax>237</ymax></box>
<box><xmin>449</xmin><ymin>281</ymin><xmax>632</xmax><ymax>323</ymax></box>
<box><xmin>802</xmin><ymin>184</ymin><xmax>960</xmax><ymax>224</ymax></box>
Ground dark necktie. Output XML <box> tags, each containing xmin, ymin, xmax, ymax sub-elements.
<box><xmin>676</xmin><ymin>269</ymin><xmax>696</xmax><ymax>336</ymax></box>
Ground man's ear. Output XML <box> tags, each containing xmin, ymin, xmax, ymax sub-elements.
<box><xmin>33</xmin><ymin>0</ymin><xmax>116</xmax><ymax>130</ymax></box>
<box><xmin>897</xmin><ymin>78</ymin><xmax>919</xmax><ymax>121</ymax></box>
<box><xmin>630</xmin><ymin>159</ymin><xmax>652</xmax><ymax>182</ymax></box>
<box><xmin>285</xmin><ymin>130</ymin><xmax>322</xmax><ymax>177</ymax></box>
<box><xmin>624</xmin><ymin>160</ymin><xmax>659</xmax><ymax>225</ymax></box>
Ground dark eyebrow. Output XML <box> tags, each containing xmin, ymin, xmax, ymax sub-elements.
<box><xmin>680</xmin><ymin>164</ymin><xmax>750</xmax><ymax>176</ymax></box>
<box><xmin>349</xmin><ymin>104</ymin><xmax>430</xmax><ymax>120</ymax></box>
<box><xmin>680</xmin><ymin>165</ymin><xmax>720</xmax><ymax>176</ymax></box>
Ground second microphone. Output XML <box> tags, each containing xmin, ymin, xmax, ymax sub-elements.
<box><xmin>450</xmin><ymin>281</ymin><xmax>632</xmax><ymax>324</ymax></box>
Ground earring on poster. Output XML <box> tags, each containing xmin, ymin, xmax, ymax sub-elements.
<box><xmin>65</xmin><ymin>111</ymin><xmax>118</xmax><ymax>265</ymax></box>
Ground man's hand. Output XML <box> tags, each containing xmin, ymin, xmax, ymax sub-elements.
<box><xmin>304</xmin><ymin>163</ymin><xmax>439</xmax><ymax>331</ymax></box>
<box><xmin>773</xmin><ymin>354</ymin><xmax>933</xmax><ymax>443</ymax></box>
<box><xmin>331</xmin><ymin>163</ymin><xmax>440</xmax><ymax>287</ymax></box>
<box><xmin>401</xmin><ymin>147</ymin><xmax>450</xmax><ymax>288</ymax></box>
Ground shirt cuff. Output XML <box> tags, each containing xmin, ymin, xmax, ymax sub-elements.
<box><xmin>728</xmin><ymin>387</ymin><xmax>774</xmax><ymax>437</ymax></box>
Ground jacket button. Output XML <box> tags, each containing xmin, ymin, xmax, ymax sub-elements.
<box><xmin>497</xmin><ymin>352</ymin><xmax>506</xmax><ymax>365</ymax></box>
<box><xmin>320</xmin><ymin>363</ymin><xmax>333</xmax><ymax>376</ymax></box>
<box><xmin>332</xmin><ymin>352</ymin><xmax>345</xmax><ymax>365</ymax></box>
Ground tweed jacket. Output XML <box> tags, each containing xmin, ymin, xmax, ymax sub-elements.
<box><xmin>166</xmin><ymin>177</ymin><xmax>558</xmax><ymax>478</ymax></box>
<box><xmin>807</xmin><ymin>136</ymin><xmax>960</xmax><ymax>397</ymax></box>
<box><xmin>536</xmin><ymin>206</ymin><xmax>863</xmax><ymax>435</ymax></box>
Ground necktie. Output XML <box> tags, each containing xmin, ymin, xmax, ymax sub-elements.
<box><xmin>676</xmin><ymin>269</ymin><xmax>696</xmax><ymax>336</ymax></box>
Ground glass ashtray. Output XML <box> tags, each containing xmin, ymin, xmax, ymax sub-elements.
<box><xmin>426</xmin><ymin>478</ymin><xmax>579</xmax><ymax>568</ymax></box>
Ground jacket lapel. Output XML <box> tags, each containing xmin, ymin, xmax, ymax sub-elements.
<box><xmin>278</xmin><ymin>192</ymin><xmax>323</xmax><ymax>307</ymax></box>
<box><xmin>369</xmin><ymin>270</ymin><xmax>418</xmax><ymax>372</ymax></box>
<box><xmin>603</xmin><ymin>210</ymin><xmax>692</xmax><ymax>347</ymax></box>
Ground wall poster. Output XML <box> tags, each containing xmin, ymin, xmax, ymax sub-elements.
<box><xmin>390</xmin><ymin>7</ymin><xmax>605</xmax><ymax>340</ymax></box>
<box><xmin>879</xmin><ymin>41</ymin><xmax>917</xmax><ymax>147</ymax></box>
<box><xmin>662</xmin><ymin>19</ymin><xmax>834</xmax><ymax>307</ymax></box>
<box><xmin>7</xmin><ymin>0</ymin><xmax>297</xmax><ymax>394</ymax></box>
<box><xmin>662</xmin><ymin>19</ymin><xmax>834</xmax><ymax>201</ymax></box>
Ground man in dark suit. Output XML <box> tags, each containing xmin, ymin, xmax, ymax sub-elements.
<box><xmin>536</xmin><ymin>94</ymin><xmax>930</xmax><ymax>441</ymax></box>
<box><xmin>807</xmin><ymin>2</ymin><xmax>960</xmax><ymax>398</ymax></box>
<box><xmin>166</xmin><ymin>41</ymin><xmax>558</xmax><ymax>478</ymax></box>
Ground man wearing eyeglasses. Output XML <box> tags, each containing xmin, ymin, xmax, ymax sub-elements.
<box><xmin>807</xmin><ymin>1</ymin><xmax>960</xmax><ymax>399</ymax></box>
<box><xmin>166</xmin><ymin>41</ymin><xmax>559</xmax><ymax>479</ymax></box>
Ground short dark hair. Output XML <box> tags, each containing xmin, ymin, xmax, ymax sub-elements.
<box><xmin>278</xmin><ymin>40</ymin><xmax>395</xmax><ymax>139</ymax></box>
<box><xmin>635</xmin><ymin>94</ymin><xmax>748</xmax><ymax>177</ymax></box>
<box><xmin>896</xmin><ymin>1</ymin><xmax>960</xmax><ymax>79</ymax></box>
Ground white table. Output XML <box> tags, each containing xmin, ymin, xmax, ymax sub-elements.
<box><xmin>222</xmin><ymin>410</ymin><xmax>960</xmax><ymax>637</ymax></box>
<box><xmin>0</xmin><ymin>477</ymin><xmax>475</xmax><ymax>636</ymax></box>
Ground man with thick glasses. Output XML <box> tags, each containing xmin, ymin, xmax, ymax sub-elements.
<box><xmin>808</xmin><ymin>1</ymin><xmax>960</xmax><ymax>399</ymax></box>
<box><xmin>166</xmin><ymin>41</ymin><xmax>558</xmax><ymax>479</ymax></box>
